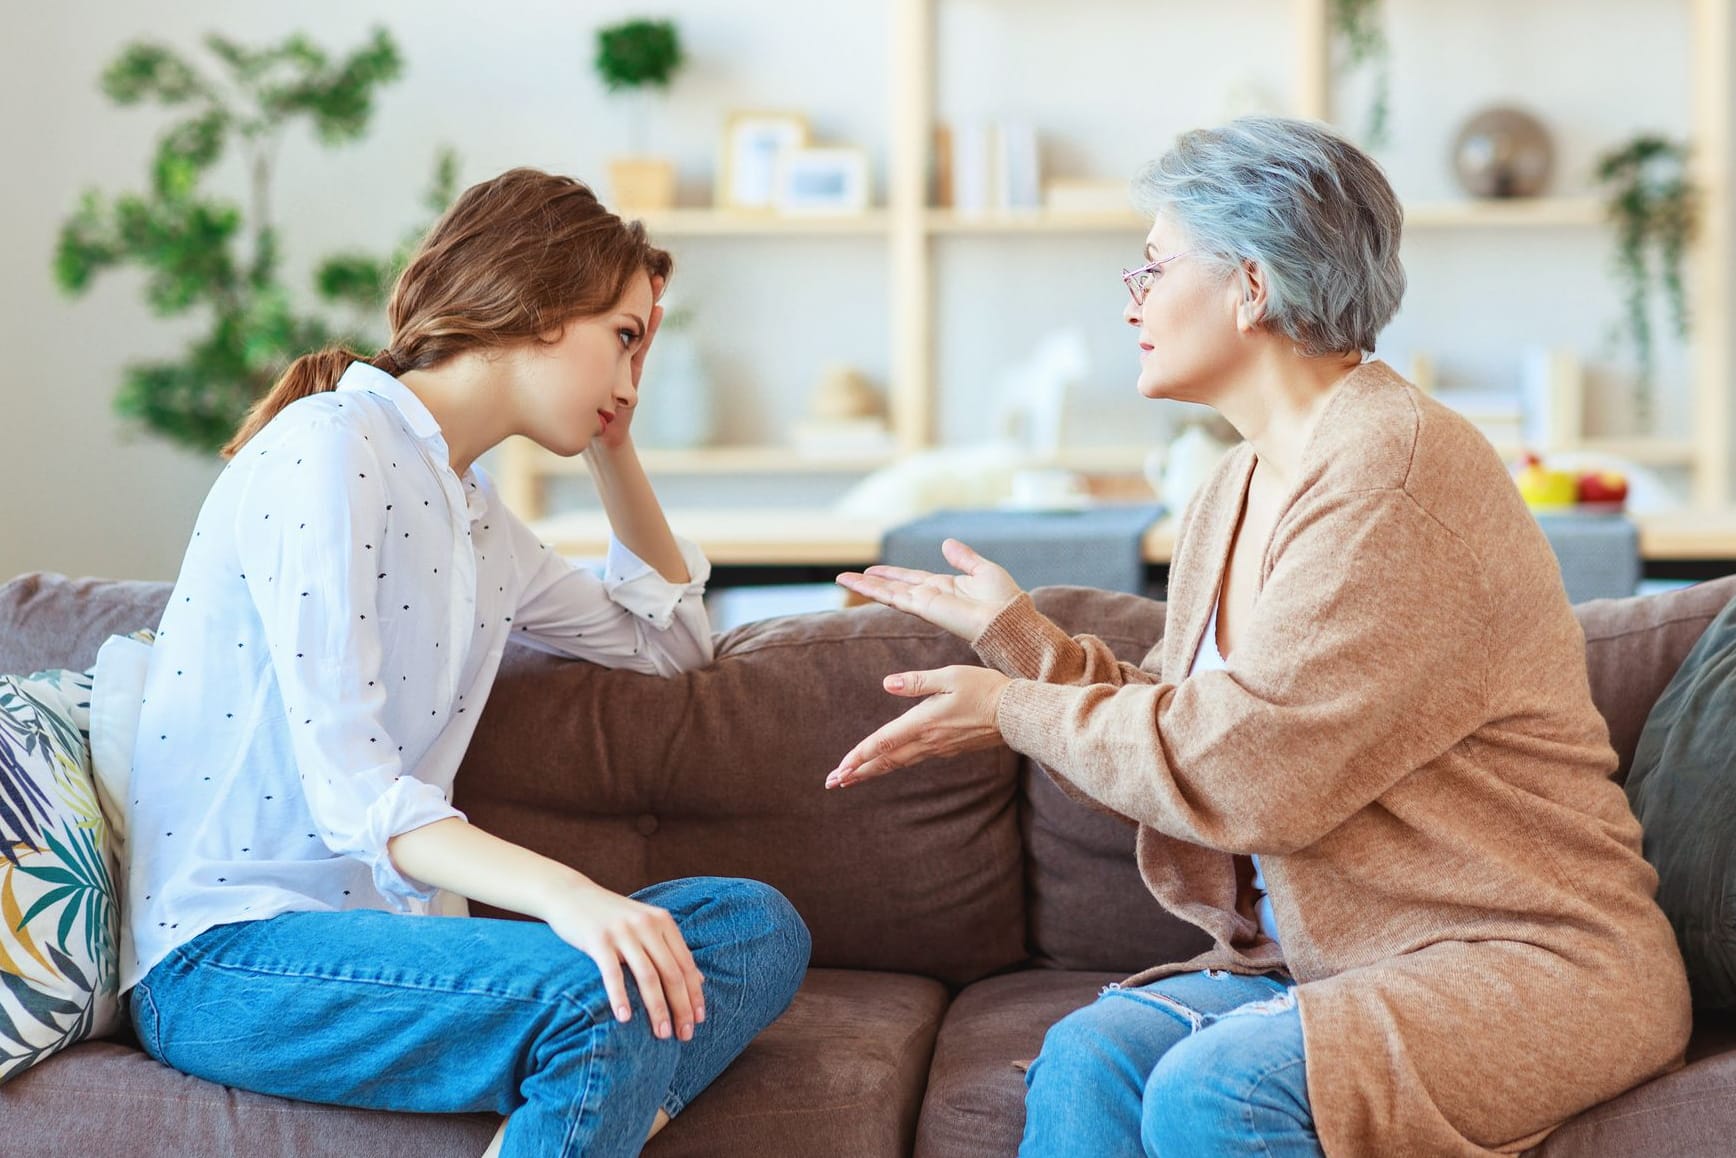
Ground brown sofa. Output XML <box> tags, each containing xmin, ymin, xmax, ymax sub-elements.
<box><xmin>1</xmin><ymin>570</ymin><xmax>1733</xmax><ymax>1157</ymax></box>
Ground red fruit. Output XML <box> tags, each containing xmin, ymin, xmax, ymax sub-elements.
<box><xmin>1576</xmin><ymin>470</ymin><xmax>1629</xmax><ymax>506</ymax></box>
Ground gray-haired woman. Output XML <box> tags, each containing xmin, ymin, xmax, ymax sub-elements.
<box><xmin>832</xmin><ymin>116</ymin><xmax>1690</xmax><ymax>1157</ymax></box>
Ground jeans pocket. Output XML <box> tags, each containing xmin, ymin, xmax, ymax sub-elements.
<box><xmin>129</xmin><ymin>980</ymin><xmax>165</xmax><ymax>1062</ymax></box>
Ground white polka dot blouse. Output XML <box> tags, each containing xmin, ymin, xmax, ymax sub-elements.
<box><xmin>122</xmin><ymin>361</ymin><xmax>713</xmax><ymax>992</ymax></box>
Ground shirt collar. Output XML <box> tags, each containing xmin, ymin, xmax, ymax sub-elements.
<box><xmin>335</xmin><ymin>360</ymin><xmax>444</xmax><ymax>442</ymax></box>
<box><xmin>334</xmin><ymin>359</ymin><xmax>487</xmax><ymax>519</ymax></box>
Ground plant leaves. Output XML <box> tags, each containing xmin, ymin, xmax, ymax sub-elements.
<box><xmin>17</xmin><ymin>885</ymin><xmax>79</xmax><ymax>931</ymax></box>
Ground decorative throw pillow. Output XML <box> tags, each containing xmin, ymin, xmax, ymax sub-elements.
<box><xmin>1625</xmin><ymin>590</ymin><xmax>1736</xmax><ymax>1009</ymax></box>
<box><xmin>0</xmin><ymin>665</ymin><xmax>120</xmax><ymax>1081</ymax></box>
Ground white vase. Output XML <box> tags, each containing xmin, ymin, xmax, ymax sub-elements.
<box><xmin>638</xmin><ymin>328</ymin><xmax>713</xmax><ymax>449</ymax></box>
<box><xmin>1159</xmin><ymin>425</ymin><xmax>1235</xmax><ymax>515</ymax></box>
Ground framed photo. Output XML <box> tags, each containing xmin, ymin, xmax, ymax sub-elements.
<box><xmin>771</xmin><ymin>147</ymin><xmax>870</xmax><ymax>216</ymax></box>
<box><xmin>718</xmin><ymin>112</ymin><xmax>809</xmax><ymax>210</ymax></box>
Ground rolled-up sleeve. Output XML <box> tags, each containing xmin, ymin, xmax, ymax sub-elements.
<box><xmin>233</xmin><ymin>417</ymin><xmax>464</xmax><ymax>906</ymax></box>
<box><xmin>505</xmin><ymin>509</ymin><xmax>714</xmax><ymax>675</ymax></box>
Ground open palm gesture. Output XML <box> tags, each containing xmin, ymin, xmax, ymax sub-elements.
<box><xmin>837</xmin><ymin>538</ymin><xmax>1023</xmax><ymax>642</ymax></box>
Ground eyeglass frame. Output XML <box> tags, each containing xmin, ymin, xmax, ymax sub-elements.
<box><xmin>1121</xmin><ymin>251</ymin><xmax>1192</xmax><ymax>306</ymax></box>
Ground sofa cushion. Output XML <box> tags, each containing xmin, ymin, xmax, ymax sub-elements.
<box><xmin>1018</xmin><ymin>587</ymin><xmax>1211</xmax><ymax>973</ymax></box>
<box><xmin>0</xmin><ymin>1036</ymin><xmax>500</xmax><ymax>1156</ymax></box>
<box><xmin>0</xmin><ymin>574</ymin><xmax>171</xmax><ymax>677</ymax></box>
<box><xmin>1623</xmin><ymin>591</ymin><xmax>1736</xmax><ymax>1009</ymax></box>
<box><xmin>1529</xmin><ymin>1019</ymin><xmax>1736</xmax><ymax>1157</ymax></box>
<box><xmin>913</xmin><ymin>968</ymin><xmax>1117</xmax><ymax>1158</ymax></box>
<box><xmin>915</xmin><ymin>970</ymin><xmax>1736</xmax><ymax>1158</ymax></box>
<box><xmin>1574</xmin><ymin>574</ymin><xmax>1736</xmax><ymax>782</ymax></box>
<box><xmin>0</xmin><ymin>968</ymin><xmax>942</xmax><ymax>1157</ymax></box>
<box><xmin>652</xmin><ymin>968</ymin><xmax>948</xmax><ymax>1158</ymax></box>
<box><xmin>460</xmin><ymin>604</ymin><xmax>1028</xmax><ymax>987</ymax></box>
<box><xmin>0</xmin><ymin>665</ymin><xmax>121</xmax><ymax>1081</ymax></box>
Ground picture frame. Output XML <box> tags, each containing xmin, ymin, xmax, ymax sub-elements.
<box><xmin>771</xmin><ymin>147</ymin><xmax>870</xmax><ymax>216</ymax></box>
<box><xmin>718</xmin><ymin>111</ymin><xmax>809</xmax><ymax>210</ymax></box>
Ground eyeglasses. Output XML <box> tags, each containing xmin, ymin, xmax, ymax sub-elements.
<box><xmin>1121</xmin><ymin>251</ymin><xmax>1191</xmax><ymax>305</ymax></box>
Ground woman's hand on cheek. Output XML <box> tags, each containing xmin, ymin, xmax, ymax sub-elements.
<box><xmin>631</xmin><ymin>274</ymin><xmax>666</xmax><ymax>391</ymax></box>
<box><xmin>825</xmin><ymin>665</ymin><xmax>1011</xmax><ymax>789</ymax></box>
<box><xmin>592</xmin><ymin>275</ymin><xmax>664</xmax><ymax>455</ymax></box>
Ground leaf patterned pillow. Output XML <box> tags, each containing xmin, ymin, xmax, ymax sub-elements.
<box><xmin>0</xmin><ymin>665</ymin><xmax>119</xmax><ymax>1082</ymax></box>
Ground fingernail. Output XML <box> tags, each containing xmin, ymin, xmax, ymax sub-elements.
<box><xmin>887</xmin><ymin>676</ymin><xmax>905</xmax><ymax>690</ymax></box>
<box><xmin>616</xmin><ymin>1005</ymin><xmax>631</xmax><ymax>1021</ymax></box>
<box><xmin>680</xmin><ymin>1023</ymin><xmax>693</xmax><ymax>1041</ymax></box>
<box><xmin>659</xmin><ymin>1020</ymin><xmax>672</xmax><ymax>1038</ymax></box>
<box><xmin>696</xmin><ymin>1005</ymin><xmax>707</xmax><ymax>1022</ymax></box>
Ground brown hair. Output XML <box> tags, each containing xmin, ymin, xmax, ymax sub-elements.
<box><xmin>221</xmin><ymin>168</ymin><xmax>673</xmax><ymax>458</ymax></box>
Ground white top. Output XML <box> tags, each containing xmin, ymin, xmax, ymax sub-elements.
<box><xmin>1188</xmin><ymin>601</ymin><xmax>1281</xmax><ymax>946</ymax></box>
<box><xmin>122</xmin><ymin>362</ymin><xmax>713</xmax><ymax>991</ymax></box>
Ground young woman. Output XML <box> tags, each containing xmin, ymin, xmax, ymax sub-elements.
<box><xmin>832</xmin><ymin>117</ymin><xmax>1690</xmax><ymax>1157</ymax></box>
<box><xmin>123</xmin><ymin>168</ymin><xmax>810</xmax><ymax>1158</ymax></box>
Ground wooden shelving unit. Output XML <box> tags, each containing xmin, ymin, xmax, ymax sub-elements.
<box><xmin>500</xmin><ymin>0</ymin><xmax>1733</xmax><ymax>526</ymax></box>
<box><xmin>630</xmin><ymin>209</ymin><xmax>892</xmax><ymax>237</ymax></box>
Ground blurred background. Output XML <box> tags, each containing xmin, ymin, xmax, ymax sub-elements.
<box><xmin>4</xmin><ymin>0</ymin><xmax>1732</xmax><ymax>613</ymax></box>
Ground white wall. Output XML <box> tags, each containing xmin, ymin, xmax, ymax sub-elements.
<box><xmin>2</xmin><ymin>0</ymin><xmax>1729</xmax><ymax>581</ymax></box>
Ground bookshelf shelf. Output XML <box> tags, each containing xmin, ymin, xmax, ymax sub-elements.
<box><xmin>519</xmin><ymin>445</ymin><xmax>899</xmax><ymax>476</ymax></box>
<box><xmin>1573</xmin><ymin>438</ymin><xmax>1700</xmax><ymax>466</ymax></box>
<box><xmin>925</xmin><ymin>209</ymin><xmax>1148</xmax><ymax>235</ymax></box>
<box><xmin>924</xmin><ymin>199</ymin><xmax>1610</xmax><ymax>236</ymax></box>
<box><xmin>1402</xmin><ymin>197</ymin><xmax>1607</xmax><ymax>229</ymax></box>
<box><xmin>629</xmin><ymin>209</ymin><xmax>891</xmax><ymax>237</ymax></box>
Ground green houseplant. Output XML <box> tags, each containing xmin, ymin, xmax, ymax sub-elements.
<box><xmin>53</xmin><ymin>28</ymin><xmax>456</xmax><ymax>456</ymax></box>
<box><xmin>592</xmin><ymin>18</ymin><xmax>685</xmax><ymax>211</ymax></box>
<box><xmin>1332</xmin><ymin>0</ymin><xmax>1390</xmax><ymax>150</ymax></box>
<box><xmin>1594</xmin><ymin>135</ymin><xmax>1698</xmax><ymax>432</ymax></box>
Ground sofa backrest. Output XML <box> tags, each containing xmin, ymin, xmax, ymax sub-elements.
<box><xmin>1576</xmin><ymin>573</ymin><xmax>1736</xmax><ymax>783</ymax></box>
<box><xmin>459</xmin><ymin>604</ymin><xmax>1029</xmax><ymax>986</ymax></box>
<box><xmin>0</xmin><ymin>573</ymin><xmax>170</xmax><ymax>676</ymax></box>
<box><xmin>1020</xmin><ymin>587</ymin><xmax>1211</xmax><ymax>972</ymax></box>
<box><xmin>0</xmin><ymin>572</ymin><xmax>1031</xmax><ymax>987</ymax></box>
<box><xmin>5</xmin><ymin>568</ymin><xmax>1733</xmax><ymax>986</ymax></box>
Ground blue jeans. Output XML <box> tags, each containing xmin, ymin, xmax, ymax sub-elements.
<box><xmin>129</xmin><ymin>877</ymin><xmax>811</xmax><ymax>1158</ymax></box>
<box><xmin>1021</xmin><ymin>970</ymin><xmax>1322</xmax><ymax>1158</ymax></box>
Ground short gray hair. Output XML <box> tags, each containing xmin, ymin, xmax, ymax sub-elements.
<box><xmin>1132</xmin><ymin>116</ymin><xmax>1405</xmax><ymax>356</ymax></box>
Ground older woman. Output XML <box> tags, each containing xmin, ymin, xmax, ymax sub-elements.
<box><xmin>830</xmin><ymin>117</ymin><xmax>1691</xmax><ymax>1158</ymax></box>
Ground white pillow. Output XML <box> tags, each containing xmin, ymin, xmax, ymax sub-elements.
<box><xmin>88</xmin><ymin>631</ymin><xmax>154</xmax><ymax>856</ymax></box>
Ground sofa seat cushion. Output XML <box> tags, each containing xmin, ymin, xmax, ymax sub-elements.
<box><xmin>0</xmin><ymin>1038</ymin><xmax>498</xmax><ymax>1157</ymax></box>
<box><xmin>0</xmin><ymin>967</ymin><xmax>945</xmax><ymax>1157</ymax></box>
<box><xmin>1530</xmin><ymin>1018</ymin><xmax>1736</xmax><ymax>1157</ymax></box>
<box><xmin>917</xmin><ymin>971</ymin><xmax>1736</xmax><ymax>1158</ymax></box>
<box><xmin>914</xmin><ymin>968</ymin><xmax>1118</xmax><ymax>1158</ymax></box>
<box><xmin>653</xmin><ymin>967</ymin><xmax>948</xmax><ymax>1157</ymax></box>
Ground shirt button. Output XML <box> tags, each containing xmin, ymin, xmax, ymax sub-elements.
<box><xmin>634</xmin><ymin>814</ymin><xmax>659</xmax><ymax>837</ymax></box>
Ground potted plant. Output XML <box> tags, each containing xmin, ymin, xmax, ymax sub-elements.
<box><xmin>53</xmin><ymin>28</ymin><xmax>456</xmax><ymax>455</ymax></box>
<box><xmin>1594</xmin><ymin>135</ymin><xmax>1698</xmax><ymax>432</ymax></box>
<box><xmin>593</xmin><ymin>18</ymin><xmax>685</xmax><ymax>211</ymax></box>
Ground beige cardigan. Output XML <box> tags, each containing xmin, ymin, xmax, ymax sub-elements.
<box><xmin>974</xmin><ymin>362</ymin><xmax>1692</xmax><ymax>1156</ymax></box>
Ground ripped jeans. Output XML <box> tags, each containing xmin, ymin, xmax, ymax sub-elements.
<box><xmin>1020</xmin><ymin>970</ymin><xmax>1322</xmax><ymax>1158</ymax></box>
